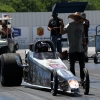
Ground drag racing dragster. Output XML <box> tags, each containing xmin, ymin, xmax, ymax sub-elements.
<box><xmin>0</xmin><ymin>40</ymin><xmax>90</xmax><ymax>96</ymax></box>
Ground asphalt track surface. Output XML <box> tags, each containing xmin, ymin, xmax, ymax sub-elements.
<box><xmin>0</xmin><ymin>47</ymin><xmax>100</xmax><ymax>100</ymax></box>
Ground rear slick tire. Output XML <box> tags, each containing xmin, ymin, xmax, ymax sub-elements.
<box><xmin>1</xmin><ymin>53</ymin><xmax>23</xmax><ymax>86</ymax></box>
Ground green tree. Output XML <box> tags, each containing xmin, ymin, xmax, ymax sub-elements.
<box><xmin>0</xmin><ymin>1</ymin><xmax>15</xmax><ymax>12</ymax></box>
<box><xmin>1</xmin><ymin>0</ymin><xmax>100</xmax><ymax>12</ymax></box>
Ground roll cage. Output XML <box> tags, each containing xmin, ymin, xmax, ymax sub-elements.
<box><xmin>33</xmin><ymin>40</ymin><xmax>56</xmax><ymax>52</ymax></box>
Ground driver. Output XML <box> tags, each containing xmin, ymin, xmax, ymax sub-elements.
<box><xmin>34</xmin><ymin>42</ymin><xmax>49</xmax><ymax>59</ymax></box>
<box><xmin>37</xmin><ymin>42</ymin><xmax>48</xmax><ymax>52</ymax></box>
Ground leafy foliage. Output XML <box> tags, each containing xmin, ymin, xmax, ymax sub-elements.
<box><xmin>0</xmin><ymin>0</ymin><xmax>100</xmax><ymax>12</ymax></box>
<box><xmin>0</xmin><ymin>1</ymin><xmax>15</xmax><ymax>12</ymax></box>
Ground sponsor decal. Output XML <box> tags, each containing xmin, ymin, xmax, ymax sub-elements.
<box><xmin>47</xmin><ymin>60</ymin><xmax>57</xmax><ymax>63</ymax></box>
<box><xmin>49</xmin><ymin>64</ymin><xmax>65</xmax><ymax>69</ymax></box>
<box><xmin>37</xmin><ymin>27</ymin><xmax>44</xmax><ymax>36</ymax></box>
<box><xmin>13</xmin><ymin>28</ymin><xmax>21</xmax><ymax>37</ymax></box>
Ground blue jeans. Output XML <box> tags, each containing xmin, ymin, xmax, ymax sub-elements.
<box><xmin>50</xmin><ymin>35</ymin><xmax>62</xmax><ymax>53</ymax></box>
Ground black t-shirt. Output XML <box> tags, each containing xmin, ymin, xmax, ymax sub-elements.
<box><xmin>83</xmin><ymin>19</ymin><xmax>90</xmax><ymax>44</ymax></box>
<box><xmin>48</xmin><ymin>17</ymin><xmax>62</xmax><ymax>36</ymax></box>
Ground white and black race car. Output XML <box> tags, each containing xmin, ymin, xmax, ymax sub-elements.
<box><xmin>0</xmin><ymin>40</ymin><xmax>90</xmax><ymax>96</ymax></box>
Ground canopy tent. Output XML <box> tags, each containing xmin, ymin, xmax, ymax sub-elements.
<box><xmin>52</xmin><ymin>2</ymin><xmax>88</xmax><ymax>13</ymax></box>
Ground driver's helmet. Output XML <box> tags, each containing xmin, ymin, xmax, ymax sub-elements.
<box><xmin>37</xmin><ymin>42</ymin><xmax>48</xmax><ymax>52</ymax></box>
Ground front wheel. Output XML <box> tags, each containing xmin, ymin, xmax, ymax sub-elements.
<box><xmin>51</xmin><ymin>69</ymin><xmax>58</xmax><ymax>96</ymax></box>
<box><xmin>83</xmin><ymin>68</ymin><xmax>90</xmax><ymax>95</ymax></box>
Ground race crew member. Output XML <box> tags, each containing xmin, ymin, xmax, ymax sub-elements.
<box><xmin>47</xmin><ymin>12</ymin><xmax>64</xmax><ymax>53</ymax></box>
<box><xmin>34</xmin><ymin>42</ymin><xmax>49</xmax><ymax>59</ymax></box>
<box><xmin>37</xmin><ymin>42</ymin><xmax>48</xmax><ymax>52</ymax></box>
<box><xmin>81</xmin><ymin>13</ymin><xmax>90</xmax><ymax>58</ymax></box>
<box><xmin>81</xmin><ymin>13</ymin><xmax>89</xmax><ymax>44</ymax></box>
<box><xmin>60</xmin><ymin>12</ymin><xmax>87</xmax><ymax>85</ymax></box>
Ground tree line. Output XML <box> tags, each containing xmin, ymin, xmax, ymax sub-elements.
<box><xmin>0</xmin><ymin>0</ymin><xmax>100</xmax><ymax>12</ymax></box>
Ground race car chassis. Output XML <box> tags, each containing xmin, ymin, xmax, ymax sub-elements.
<box><xmin>16</xmin><ymin>52</ymin><xmax>89</xmax><ymax>95</ymax></box>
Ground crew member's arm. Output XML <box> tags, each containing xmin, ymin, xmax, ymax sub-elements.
<box><xmin>60</xmin><ymin>20</ymin><xmax>69</xmax><ymax>35</ymax></box>
<box><xmin>60</xmin><ymin>18</ymin><xmax>64</xmax><ymax>28</ymax></box>
<box><xmin>47</xmin><ymin>24</ymin><xmax>56</xmax><ymax>31</ymax></box>
<box><xmin>47</xmin><ymin>26</ymin><xmax>52</xmax><ymax>31</ymax></box>
<box><xmin>53</xmin><ymin>18</ymin><xmax>64</xmax><ymax>30</ymax></box>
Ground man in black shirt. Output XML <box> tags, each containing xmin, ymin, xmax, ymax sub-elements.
<box><xmin>81</xmin><ymin>13</ymin><xmax>90</xmax><ymax>61</ymax></box>
<box><xmin>47</xmin><ymin>13</ymin><xmax>64</xmax><ymax>53</ymax></box>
